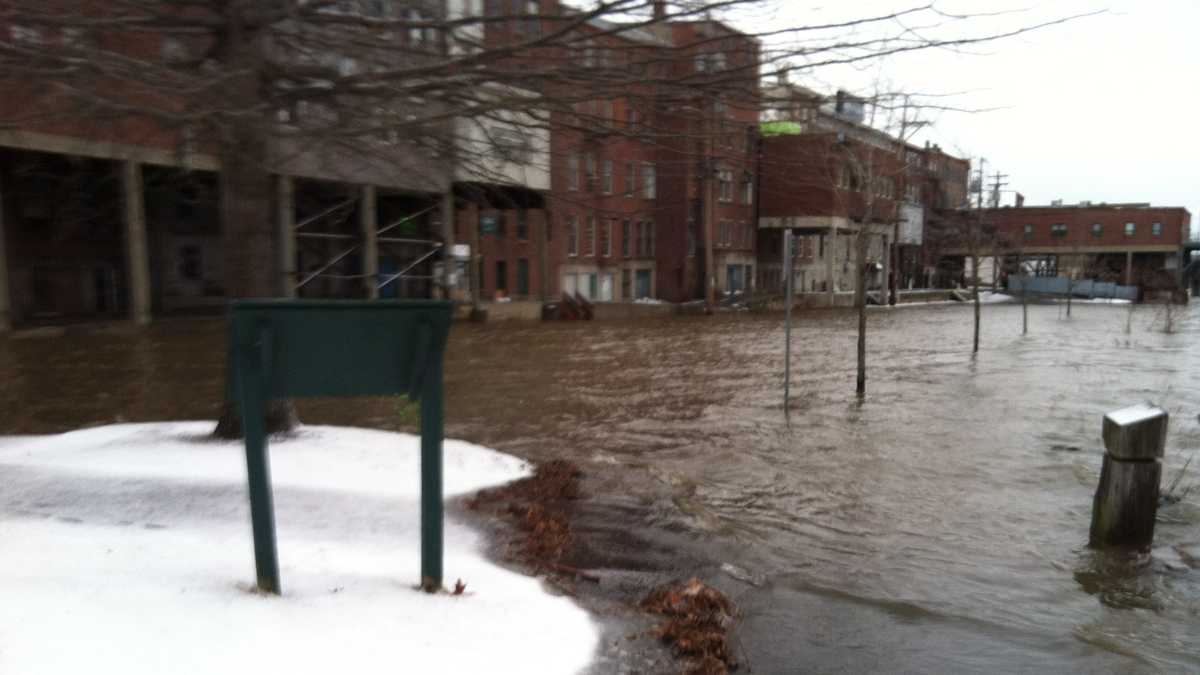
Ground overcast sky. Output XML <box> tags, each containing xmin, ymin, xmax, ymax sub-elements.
<box><xmin>744</xmin><ymin>0</ymin><xmax>1197</xmax><ymax>235</ymax></box>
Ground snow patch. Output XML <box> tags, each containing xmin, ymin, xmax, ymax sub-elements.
<box><xmin>0</xmin><ymin>423</ymin><xmax>597</xmax><ymax>675</ymax></box>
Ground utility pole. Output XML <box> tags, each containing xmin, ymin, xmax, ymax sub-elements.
<box><xmin>703</xmin><ymin>106</ymin><xmax>717</xmax><ymax>313</ymax></box>
<box><xmin>970</xmin><ymin>158</ymin><xmax>988</xmax><ymax>354</ymax></box>
<box><xmin>988</xmin><ymin>170</ymin><xmax>1008</xmax><ymax>209</ymax></box>
<box><xmin>894</xmin><ymin>96</ymin><xmax>930</xmax><ymax>305</ymax></box>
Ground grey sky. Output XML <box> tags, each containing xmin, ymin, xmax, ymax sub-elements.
<box><xmin>757</xmin><ymin>1</ymin><xmax>1196</xmax><ymax>235</ymax></box>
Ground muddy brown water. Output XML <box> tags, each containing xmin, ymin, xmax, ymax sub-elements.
<box><xmin>2</xmin><ymin>301</ymin><xmax>1198</xmax><ymax>673</ymax></box>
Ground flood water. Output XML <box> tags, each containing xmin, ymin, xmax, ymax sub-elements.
<box><xmin>2</xmin><ymin>301</ymin><xmax>1198</xmax><ymax>673</ymax></box>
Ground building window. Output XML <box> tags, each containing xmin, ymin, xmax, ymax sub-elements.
<box><xmin>495</xmin><ymin>260</ymin><xmax>508</xmax><ymax>292</ymax></box>
<box><xmin>516</xmin><ymin>258</ymin><xmax>530</xmax><ymax>296</ymax></box>
<box><xmin>1152</xmin><ymin>221</ymin><xmax>1162</xmax><ymax>237</ymax></box>
<box><xmin>516</xmin><ymin>210</ymin><xmax>528</xmax><ymax>240</ymax></box>
<box><xmin>625</xmin><ymin>162</ymin><xmax>636</xmax><ymax>197</ymax></box>
<box><xmin>601</xmin><ymin>219</ymin><xmax>612</xmax><ymax>257</ymax></box>
<box><xmin>1050</xmin><ymin>223</ymin><xmax>1067</xmax><ymax>238</ymax></box>
<box><xmin>567</xmin><ymin>153</ymin><xmax>580</xmax><ymax>191</ymax></box>
<box><xmin>584</xmin><ymin>215</ymin><xmax>596</xmax><ymax>256</ymax></box>
<box><xmin>479</xmin><ymin>210</ymin><xmax>496</xmax><ymax>236</ymax></box>
<box><xmin>407</xmin><ymin>9</ymin><xmax>428</xmax><ymax>45</ymax></box>
<box><xmin>585</xmin><ymin>154</ymin><xmax>597</xmax><ymax>191</ymax></box>
<box><xmin>743</xmin><ymin>174</ymin><xmax>754</xmax><ymax>204</ymax></box>
<box><xmin>642</xmin><ymin>164</ymin><xmax>657</xmax><ymax>199</ymax></box>
<box><xmin>566</xmin><ymin>215</ymin><xmax>578</xmax><ymax>256</ymax></box>
<box><xmin>621</xmin><ymin>219</ymin><xmax>631</xmax><ymax>257</ymax></box>
<box><xmin>1125</xmin><ymin>222</ymin><xmax>1136</xmax><ymax>237</ymax></box>
<box><xmin>1023</xmin><ymin>224</ymin><xmax>1033</xmax><ymax>240</ymax></box>
<box><xmin>523</xmin><ymin>0</ymin><xmax>540</xmax><ymax>35</ymax></box>
<box><xmin>648</xmin><ymin>221</ymin><xmax>656</xmax><ymax>256</ymax></box>
<box><xmin>492</xmin><ymin>128</ymin><xmax>530</xmax><ymax>164</ymax></box>
<box><xmin>718</xmin><ymin>169</ymin><xmax>734</xmax><ymax>202</ymax></box>
<box><xmin>1091</xmin><ymin>223</ymin><xmax>1102</xmax><ymax>238</ymax></box>
<box><xmin>601</xmin><ymin>160</ymin><xmax>613</xmax><ymax>194</ymax></box>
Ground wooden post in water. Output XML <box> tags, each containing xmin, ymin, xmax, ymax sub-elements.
<box><xmin>1089</xmin><ymin>404</ymin><xmax>1168</xmax><ymax>549</ymax></box>
<box><xmin>783</xmin><ymin>229</ymin><xmax>794</xmax><ymax>408</ymax></box>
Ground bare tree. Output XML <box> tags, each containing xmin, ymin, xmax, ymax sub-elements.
<box><xmin>0</xmin><ymin>0</ymin><xmax>1096</xmax><ymax>420</ymax></box>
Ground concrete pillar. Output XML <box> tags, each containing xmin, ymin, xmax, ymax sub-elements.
<box><xmin>1124</xmin><ymin>250</ymin><xmax>1134</xmax><ymax>286</ymax></box>
<box><xmin>537</xmin><ymin>208</ymin><xmax>549</xmax><ymax>301</ymax></box>
<box><xmin>121</xmin><ymin>161</ymin><xmax>151</xmax><ymax>325</ymax></box>
<box><xmin>1090</xmin><ymin>404</ymin><xmax>1168</xmax><ymax>549</ymax></box>
<box><xmin>880</xmin><ymin>233</ymin><xmax>890</xmax><ymax>300</ymax></box>
<box><xmin>0</xmin><ymin>167</ymin><xmax>9</xmax><ymax>332</ymax></box>
<box><xmin>360</xmin><ymin>185</ymin><xmax>378</xmax><ymax>299</ymax></box>
<box><xmin>276</xmin><ymin>175</ymin><xmax>296</xmax><ymax>298</ymax></box>
<box><xmin>440</xmin><ymin>190</ymin><xmax>456</xmax><ymax>299</ymax></box>
<box><xmin>825</xmin><ymin>227</ymin><xmax>836</xmax><ymax>299</ymax></box>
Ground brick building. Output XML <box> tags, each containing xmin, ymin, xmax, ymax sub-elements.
<box><xmin>756</xmin><ymin>82</ymin><xmax>970</xmax><ymax>300</ymax></box>
<box><xmin>929</xmin><ymin>202</ymin><xmax>1193</xmax><ymax>294</ymax></box>
<box><xmin>0</xmin><ymin>1</ymin><xmax>460</xmax><ymax>330</ymax></box>
<box><xmin>474</xmin><ymin>1</ymin><xmax>761</xmax><ymax>306</ymax></box>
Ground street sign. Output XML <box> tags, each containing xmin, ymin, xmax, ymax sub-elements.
<box><xmin>227</xmin><ymin>299</ymin><xmax>453</xmax><ymax>594</ymax></box>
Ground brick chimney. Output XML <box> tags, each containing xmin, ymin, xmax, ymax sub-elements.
<box><xmin>1015</xmin><ymin>192</ymin><xmax>1025</xmax><ymax>208</ymax></box>
<box><xmin>653</xmin><ymin>1</ymin><xmax>666</xmax><ymax>21</ymax></box>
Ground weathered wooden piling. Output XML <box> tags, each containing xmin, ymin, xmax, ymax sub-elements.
<box><xmin>1089</xmin><ymin>404</ymin><xmax>1169</xmax><ymax>549</ymax></box>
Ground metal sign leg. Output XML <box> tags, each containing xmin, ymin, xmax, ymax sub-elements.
<box><xmin>239</xmin><ymin>329</ymin><xmax>282</xmax><ymax>594</ymax></box>
<box><xmin>419</xmin><ymin>350</ymin><xmax>444</xmax><ymax>591</ymax></box>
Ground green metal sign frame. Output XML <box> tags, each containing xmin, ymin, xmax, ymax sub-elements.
<box><xmin>227</xmin><ymin>299</ymin><xmax>453</xmax><ymax>594</ymax></box>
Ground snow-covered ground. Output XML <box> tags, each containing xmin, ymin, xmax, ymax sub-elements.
<box><xmin>0</xmin><ymin>423</ymin><xmax>598</xmax><ymax>675</ymax></box>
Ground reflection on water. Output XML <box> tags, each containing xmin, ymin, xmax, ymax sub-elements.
<box><xmin>2</xmin><ymin>302</ymin><xmax>1198</xmax><ymax>672</ymax></box>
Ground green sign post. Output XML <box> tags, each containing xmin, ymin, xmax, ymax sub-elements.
<box><xmin>227</xmin><ymin>299</ymin><xmax>453</xmax><ymax>594</ymax></box>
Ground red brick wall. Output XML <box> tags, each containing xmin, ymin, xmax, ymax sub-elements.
<box><xmin>984</xmin><ymin>206</ymin><xmax>1190</xmax><ymax>249</ymax></box>
<box><xmin>760</xmin><ymin>133</ymin><xmax>902</xmax><ymax>222</ymax></box>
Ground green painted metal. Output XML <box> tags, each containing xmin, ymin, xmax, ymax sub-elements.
<box><xmin>227</xmin><ymin>299</ymin><xmax>453</xmax><ymax>594</ymax></box>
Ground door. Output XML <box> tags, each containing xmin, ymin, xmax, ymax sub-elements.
<box><xmin>599</xmin><ymin>273</ymin><xmax>614</xmax><ymax>301</ymax></box>
<box><xmin>727</xmin><ymin>264</ymin><xmax>743</xmax><ymax>293</ymax></box>
<box><xmin>634</xmin><ymin>269</ymin><xmax>651</xmax><ymax>299</ymax></box>
<box><xmin>516</xmin><ymin>259</ymin><xmax>530</xmax><ymax>297</ymax></box>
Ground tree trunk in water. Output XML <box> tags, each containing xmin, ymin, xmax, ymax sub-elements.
<box><xmin>210</xmin><ymin>17</ymin><xmax>298</xmax><ymax>438</ymax></box>
<box><xmin>855</xmin><ymin>235</ymin><xmax>867</xmax><ymax>396</ymax></box>
<box><xmin>972</xmin><ymin>254</ymin><xmax>981</xmax><ymax>353</ymax></box>
<box><xmin>1022</xmin><ymin>287</ymin><xmax>1028</xmax><ymax>335</ymax></box>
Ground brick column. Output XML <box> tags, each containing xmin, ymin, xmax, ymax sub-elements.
<box><xmin>360</xmin><ymin>185</ymin><xmax>378</xmax><ymax>299</ymax></box>
<box><xmin>121</xmin><ymin>161</ymin><xmax>151</xmax><ymax>325</ymax></box>
<box><xmin>0</xmin><ymin>167</ymin><xmax>10</xmax><ymax>332</ymax></box>
<box><xmin>538</xmin><ymin>209</ymin><xmax>550</xmax><ymax>301</ymax></box>
<box><xmin>440</xmin><ymin>190</ymin><xmax>456</xmax><ymax>299</ymax></box>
